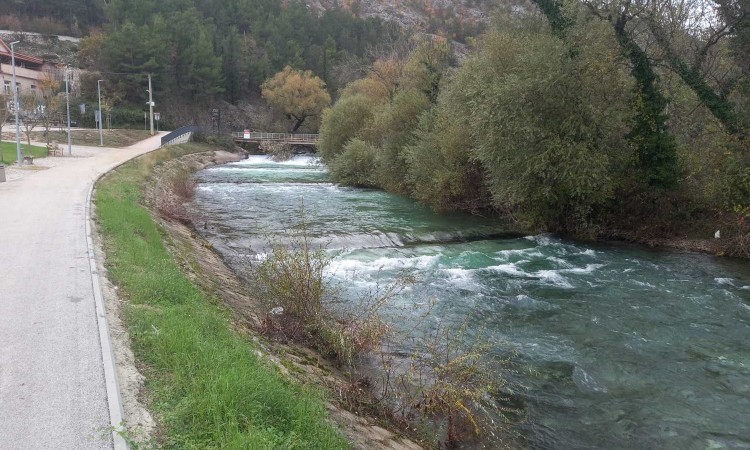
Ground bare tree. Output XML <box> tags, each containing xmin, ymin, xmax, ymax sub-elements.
<box><xmin>19</xmin><ymin>90</ymin><xmax>41</xmax><ymax>154</ymax></box>
<box><xmin>0</xmin><ymin>93</ymin><xmax>11</xmax><ymax>162</ymax></box>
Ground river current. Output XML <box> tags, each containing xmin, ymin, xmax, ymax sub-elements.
<box><xmin>191</xmin><ymin>155</ymin><xmax>750</xmax><ymax>449</ymax></box>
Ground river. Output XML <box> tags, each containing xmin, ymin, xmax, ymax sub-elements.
<box><xmin>190</xmin><ymin>155</ymin><xmax>750</xmax><ymax>449</ymax></box>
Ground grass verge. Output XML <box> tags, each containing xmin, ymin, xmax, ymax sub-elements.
<box><xmin>31</xmin><ymin>129</ymin><xmax>153</xmax><ymax>148</ymax></box>
<box><xmin>0</xmin><ymin>141</ymin><xmax>47</xmax><ymax>164</ymax></box>
<box><xmin>94</xmin><ymin>143</ymin><xmax>347</xmax><ymax>449</ymax></box>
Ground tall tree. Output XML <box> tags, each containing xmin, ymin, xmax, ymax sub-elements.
<box><xmin>532</xmin><ymin>0</ymin><xmax>680</xmax><ymax>187</ymax></box>
<box><xmin>261</xmin><ymin>66</ymin><xmax>331</xmax><ymax>132</ymax></box>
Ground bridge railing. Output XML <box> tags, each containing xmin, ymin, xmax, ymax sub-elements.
<box><xmin>232</xmin><ymin>131</ymin><xmax>319</xmax><ymax>142</ymax></box>
<box><xmin>162</xmin><ymin>125</ymin><xmax>201</xmax><ymax>147</ymax></box>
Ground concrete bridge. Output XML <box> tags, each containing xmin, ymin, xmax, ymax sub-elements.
<box><xmin>232</xmin><ymin>131</ymin><xmax>319</xmax><ymax>146</ymax></box>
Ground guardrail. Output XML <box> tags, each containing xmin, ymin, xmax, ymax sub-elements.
<box><xmin>161</xmin><ymin>125</ymin><xmax>200</xmax><ymax>147</ymax></box>
<box><xmin>232</xmin><ymin>131</ymin><xmax>319</xmax><ymax>143</ymax></box>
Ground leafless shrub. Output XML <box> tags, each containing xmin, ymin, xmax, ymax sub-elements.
<box><xmin>156</xmin><ymin>169</ymin><xmax>196</xmax><ymax>223</ymax></box>
<box><xmin>250</xmin><ymin>209</ymin><xmax>518</xmax><ymax>446</ymax></box>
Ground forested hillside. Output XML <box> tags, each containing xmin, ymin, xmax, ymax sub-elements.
<box><xmin>89</xmin><ymin>0</ymin><xmax>399</xmax><ymax>105</ymax></box>
<box><xmin>4</xmin><ymin>0</ymin><xmax>406</xmax><ymax>128</ymax></box>
<box><xmin>319</xmin><ymin>0</ymin><xmax>750</xmax><ymax>255</ymax></box>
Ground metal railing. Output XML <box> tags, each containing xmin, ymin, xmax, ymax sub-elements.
<box><xmin>161</xmin><ymin>125</ymin><xmax>200</xmax><ymax>146</ymax></box>
<box><xmin>232</xmin><ymin>131</ymin><xmax>319</xmax><ymax>142</ymax></box>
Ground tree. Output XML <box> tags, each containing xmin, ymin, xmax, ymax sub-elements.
<box><xmin>0</xmin><ymin>93</ymin><xmax>11</xmax><ymax>163</ymax></box>
<box><xmin>451</xmin><ymin>25</ymin><xmax>636</xmax><ymax>231</ymax></box>
<box><xmin>261</xmin><ymin>66</ymin><xmax>331</xmax><ymax>132</ymax></box>
<box><xmin>533</xmin><ymin>0</ymin><xmax>681</xmax><ymax>187</ymax></box>
<box><xmin>38</xmin><ymin>73</ymin><xmax>61</xmax><ymax>147</ymax></box>
<box><xmin>19</xmin><ymin>91</ymin><xmax>41</xmax><ymax>154</ymax></box>
<box><xmin>318</xmin><ymin>94</ymin><xmax>375</xmax><ymax>161</ymax></box>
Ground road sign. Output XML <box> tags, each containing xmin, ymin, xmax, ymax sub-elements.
<box><xmin>95</xmin><ymin>110</ymin><xmax>101</xmax><ymax>123</ymax></box>
<box><xmin>80</xmin><ymin>103</ymin><xmax>86</xmax><ymax>114</ymax></box>
<box><xmin>244</xmin><ymin>129</ymin><xmax>250</xmax><ymax>139</ymax></box>
<box><xmin>154</xmin><ymin>112</ymin><xmax>161</xmax><ymax>121</ymax></box>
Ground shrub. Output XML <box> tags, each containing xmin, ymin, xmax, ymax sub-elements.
<box><xmin>329</xmin><ymin>139</ymin><xmax>379</xmax><ymax>187</ymax></box>
<box><xmin>317</xmin><ymin>94</ymin><xmax>374</xmax><ymax>161</ymax></box>
<box><xmin>251</xmin><ymin>221</ymin><xmax>391</xmax><ymax>366</ymax></box>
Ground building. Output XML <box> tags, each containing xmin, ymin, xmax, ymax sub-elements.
<box><xmin>0</xmin><ymin>38</ymin><xmax>52</xmax><ymax>96</ymax></box>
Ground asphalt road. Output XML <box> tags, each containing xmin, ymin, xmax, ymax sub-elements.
<box><xmin>0</xmin><ymin>134</ymin><xmax>165</xmax><ymax>449</ymax></box>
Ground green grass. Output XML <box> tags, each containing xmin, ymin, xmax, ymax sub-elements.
<box><xmin>31</xmin><ymin>129</ymin><xmax>153</xmax><ymax>148</ymax></box>
<box><xmin>95</xmin><ymin>143</ymin><xmax>347</xmax><ymax>449</ymax></box>
<box><xmin>0</xmin><ymin>141</ymin><xmax>47</xmax><ymax>164</ymax></box>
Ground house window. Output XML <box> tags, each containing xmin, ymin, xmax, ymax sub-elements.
<box><xmin>3</xmin><ymin>81</ymin><xmax>9</xmax><ymax>95</ymax></box>
<box><xmin>30</xmin><ymin>85</ymin><xmax>36</xmax><ymax>90</ymax></box>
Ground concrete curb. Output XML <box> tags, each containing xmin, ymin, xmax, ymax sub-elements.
<box><xmin>86</xmin><ymin>176</ymin><xmax>129</xmax><ymax>450</ymax></box>
<box><xmin>85</xmin><ymin>139</ymin><xmax>165</xmax><ymax>450</ymax></box>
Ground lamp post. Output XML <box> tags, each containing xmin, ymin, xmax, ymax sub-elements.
<box><xmin>97</xmin><ymin>79</ymin><xmax>103</xmax><ymax>146</ymax></box>
<box><xmin>147</xmin><ymin>74</ymin><xmax>154</xmax><ymax>136</ymax></box>
<box><xmin>65</xmin><ymin>67</ymin><xmax>72</xmax><ymax>156</ymax></box>
<box><xmin>10</xmin><ymin>40</ymin><xmax>21</xmax><ymax>165</ymax></box>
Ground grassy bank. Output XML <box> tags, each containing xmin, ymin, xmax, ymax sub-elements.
<box><xmin>31</xmin><ymin>129</ymin><xmax>152</xmax><ymax>148</ymax></box>
<box><xmin>0</xmin><ymin>141</ymin><xmax>47</xmax><ymax>164</ymax></box>
<box><xmin>94</xmin><ymin>143</ymin><xmax>346</xmax><ymax>449</ymax></box>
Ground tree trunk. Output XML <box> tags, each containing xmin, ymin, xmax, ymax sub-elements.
<box><xmin>291</xmin><ymin>115</ymin><xmax>305</xmax><ymax>133</ymax></box>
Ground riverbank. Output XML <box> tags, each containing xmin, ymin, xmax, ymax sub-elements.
<box><xmin>94</xmin><ymin>143</ymin><xmax>422</xmax><ymax>449</ymax></box>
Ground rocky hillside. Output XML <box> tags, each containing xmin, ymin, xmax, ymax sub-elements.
<box><xmin>305</xmin><ymin>0</ymin><xmax>503</xmax><ymax>41</ymax></box>
<box><xmin>0</xmin><ymin>31</ymin><xmax>79</xmax><ymax>66</ymax></box>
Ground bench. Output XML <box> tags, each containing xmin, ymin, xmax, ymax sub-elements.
<box><xmin>47</xmin><ymin>141</ymin><xmax>63</xmax><ymax>156</ymax></box>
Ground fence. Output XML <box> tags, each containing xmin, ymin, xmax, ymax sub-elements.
<box><xmin>161</xmin><ymin>125</ymin><xmax>200</xmax><ymax>147</ymax></box>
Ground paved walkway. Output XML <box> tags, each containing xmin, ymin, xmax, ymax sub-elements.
<box><xmin>0</xmin><ymin>134</ymin><xmax>165</xmax><ymax>449</ymax></box>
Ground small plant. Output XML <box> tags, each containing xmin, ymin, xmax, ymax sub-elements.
<box><xmin>170</xmin><ymin>168</ymin><xmax>197</xmax><ymax>200</ymax></box>
<box><xmin>416</xmin><ymin>325</ymin><xmax>513</xmax><ymax>448</ymax></box>
<box><xmin>251</xmin><ymin>217</ymin><xmax>395</xmax><ymax>367</ymax></box>
<box><xmin>156</xmin><ymin>168</ymin><xmax>196</xmax><ymax>223</ymax></box>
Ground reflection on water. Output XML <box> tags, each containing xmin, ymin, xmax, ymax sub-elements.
<box><xmin>192</xmin><ymin>155</ymin><xmax>750</xmax><ymax>449</ymax></box>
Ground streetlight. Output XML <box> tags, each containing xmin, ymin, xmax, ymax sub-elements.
<box><xmin>97</xmin><ymin>79</ymin><xmax>103</xmax><ymax>146</ymax></box>
<box><xmin>147</xmin><ymin>74</ymin><xmax>154</xmax><ymax>136</ymax></box>
<box><xmin>65</xmin><ymin>67</ymin><xmax>72</xmax><ymax>156</ymax></box>
<box><xmin>10</xmin><ymin>40</ymin><xmax>21</xmax><ymax>165</ymax></box>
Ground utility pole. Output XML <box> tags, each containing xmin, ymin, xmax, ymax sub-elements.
<box><xmin>148</xmin><ymin>74</ymin><xmax>154</xmax><ymax>136</ymax></box>
<box><xmin>10</xmin><ymin>41</ymin><xmax>21</xmax><ymax>165</ymax></box>
<box><xmin>65</xmin><ymin>67</ymin><xmax>72</xmax><ymax>156</ymax></box>
<box><xmin>97</xmin><ymin>79</ymin><xmax>103</xmax><ymax>146</ymax></box>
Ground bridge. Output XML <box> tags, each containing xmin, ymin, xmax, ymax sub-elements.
<box><xmin>232</xmin><ymin>131</ymin><xmax>319</xmax><ymax>146</ymax></box>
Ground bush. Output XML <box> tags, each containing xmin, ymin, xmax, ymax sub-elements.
<box><xmin>317</xmin><ymin>94</ymin><xmax>374</xmax><ymax>161</ymax></box>
<box><xmin>449</xmin><ymin>24</ymin><xmax>634</xmax><ymax>232</ymax></box>
<box><xmin>329</xmin><ymin>139</ymin><xmax>378</xmax><ymax>187</ymax></box>
<box><xmin>252</xmin><ymin>222</ymin><xmax>390</xmax><ymax>367</ymax></box>
<box><xmin>406</xmin><ymin>104</ymin><xmax>491</xmax><ymax>213</ymax></box>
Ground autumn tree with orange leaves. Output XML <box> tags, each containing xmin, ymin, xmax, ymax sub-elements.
<box><xmin>261</xmin><ymin>66</ymin><xmax>331</xmax><ymax>132</ymax></box>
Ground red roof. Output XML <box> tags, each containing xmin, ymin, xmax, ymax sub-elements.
<box><xmin>0</xmin><ymin>38</ymin><xmax>44</xmax><ymax>65</ymax></box>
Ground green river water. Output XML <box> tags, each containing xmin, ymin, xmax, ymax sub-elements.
<box><xmin>191</xmin><ymin>155</ymin><xmax>750</xmax><ymax>449</ymax></box>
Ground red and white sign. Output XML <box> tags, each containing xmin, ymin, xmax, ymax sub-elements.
<box><xmin>243</xmin><ymin>129</ymin><xmax>250</xmax><ymax>139</ymax></box>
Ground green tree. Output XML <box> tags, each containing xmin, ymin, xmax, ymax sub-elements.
<box><xmin>318</xmin><ymin>94</ymin><xmax>375</xmax><ymax>161</ymax></box>
<box><xmin>454</xmin><ymin>25</ymin><xmax>635</xmax><ymax>231</ymax></box>
<box><xmin>406</xmin><ymin>99</ymin><xmax>490</xmax><ymax>213</ymax></box>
